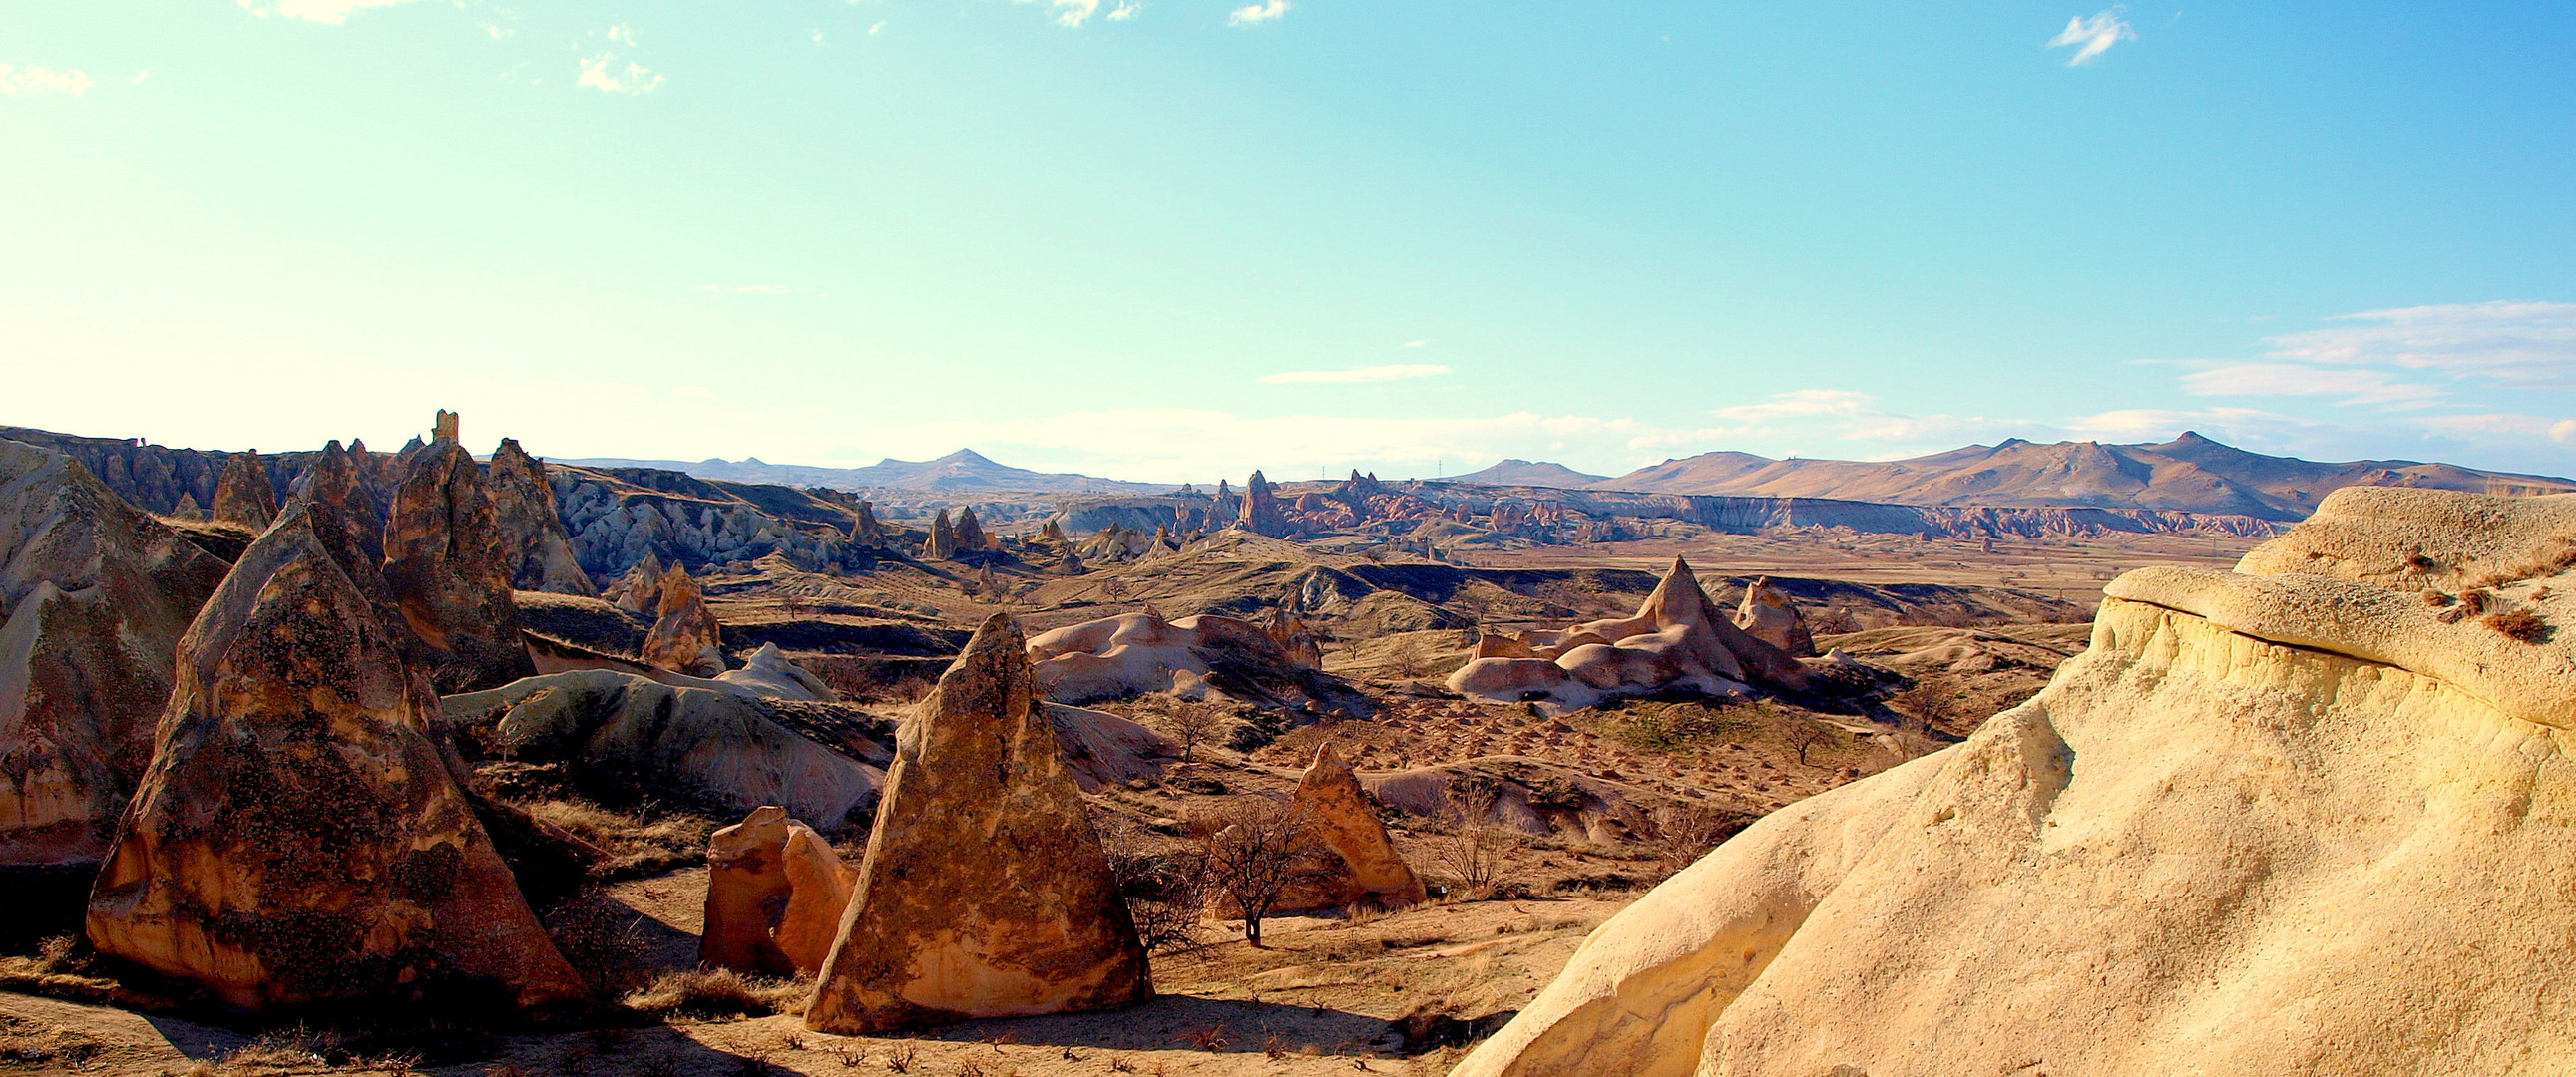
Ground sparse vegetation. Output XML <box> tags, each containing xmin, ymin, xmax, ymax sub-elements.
<box><xmin>621</xmin><ymin>967</ymin><xmax>808</xmax><ymax>1021</ymax></box>
<box><xmin>2486</xmin><ymin>607</ymin><xmax>2550</xmax><ymax>643</ymax></box>
<box><xmin>1426</xmin><ymin>779</ymin><xmax>1513</xmax><ymax>896</ymax></box>
<box><xmin>1195</xmin><ymin>798</ymin><xmax>1328</xmax><ymax>948</ymax></box>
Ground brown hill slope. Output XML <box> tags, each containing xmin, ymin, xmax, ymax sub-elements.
<box><xmin>1600</xmin><ymin>431</ymin><xmax>2575</xmax><ymax>520</ymax></box>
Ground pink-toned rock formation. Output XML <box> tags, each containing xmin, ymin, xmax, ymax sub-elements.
<box><xmin>0</xmin><ymin>440</ymin><xmax>229</xmax><ymax>866</ymax></box>
<box><xmin>210</xmin><ymin>450</ymin><xmax>276</xmax><ymax>530</ymax></box>
<box><xmin>1733</xmin><ymin>576</ymin><xmax>1815</xmax><ymax>657</ymax></box>
<box><xmin>1238</xmin><ymin>470</ymin><xmax>1288</xmax><ymax>538</ymax></box>
<box><xmin>955</xmin><ymin>506</ymin><xmax>989</xmax><ymax>552</ymax></box>
<box><xmin>605</xmin><ymin>551</ymin><xmax>666</xmax><ymax>615</ymax></box>
<box><xmin>1275</xmin><ymin>744</ymin><xmax>1426</xmax><ymax>913</ymax></box>
<box><xmin>924</xmin><ymin>509</ymin><xmax>958</xmax><ymax>561</ymax></box>
<box><xmin>806</xmin><ymin>614</ymin><xmax>1150</xmax><ymax>1033</ymax></box>
<box><xmin>703</xmin><ymin>805</ymin><xmax>859</xmax><ymax>977</ymax></box>
<box><xmin>851</xmin><ymin>501</ymin><xmax>887</xmax><ymax>547</ymax></box>
<box><xmin>1448</xmin><ymin>557</ymin><xmax>1810</xmax><ymax>711</ymax></box>
<box><xmin>383</xmin><ymin>433</ymin><xmax>537</xmax><ymax>693</ymax></box>
<box><xmin>487</xmin><ymin>438</ymin><xmax>598</xmax><ymax>596</ymax></box>
<box><xmin>85</xmin><ymin>501</ymin><xmax>582</xmax><ymax>1010</ymax></box>
<box><xmin>642</xmin><ymin>564</ymin><xmax>725</xmax><ymax>676</ymax></box>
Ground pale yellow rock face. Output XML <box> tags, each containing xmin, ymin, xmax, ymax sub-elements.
<box><xmin>1454</xmin><ymin>487</ymin><xmax>2576</xmax><ymax>1077</ymax></box>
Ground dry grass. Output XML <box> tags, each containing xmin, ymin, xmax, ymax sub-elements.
<box><xmin>2485</xmin><ymin>607</ymin><xmax>2551</xmax><ymax>643</ymax></box>
<box><xmin>522</xmin><ymin>799</ymin><xmax>713</xmax><ymax>876</ymax></box>
<box><xmin>621</xmin><ymin>968</ymin><xmax>809</xmax><ymax>1021</ymax></box>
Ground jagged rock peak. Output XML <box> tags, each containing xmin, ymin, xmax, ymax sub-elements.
<box><xmin>84</xmin><ymin>501</ymin><xmax>582</xmax><ymax>1011</ymax></box>
<box><xmin>487</xmin><ymin>438</ymin><xmax>598</xmax><ymax>596</ymax></box>
<box><xmin>805</xmin><ymin>613</ymin><xmax>1150</xmax><ymax>1033</ymax></box>
<box><xmin>212</xmin><ymin>450</ymin><xmax>277</xmax><ymax>529</ymax></box>
<box><xmin>383</xmin><ymin>438</ymin><xmax>536</xmax><ymax>692</ymax></box>
<box><xmin>643</xmin><ymin>563</ymin><xmax>725</xmax><ymax>676</ymax></box>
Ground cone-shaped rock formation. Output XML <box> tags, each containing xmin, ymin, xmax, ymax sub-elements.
<box><xmin>1448</xmin><ymin>557</ymin><xmax>1810</xmax><ymax>711</ymax></box>
<box><xmin>805</xmin><ymin>613</ymin><xmax>1150</xmax><ymax>1033</ymax></box>
<box><xmin>488</xmin><ymin>438</ymin><xmax>598</xmax><ymax>596</ymax></box>
<box><xmin>0</xmin><ymin>440</ymin><xmax>229</xmax><ymax>865</ymax></box>
<box><xmin>642</xmin><ymin>564</ymin><xmax>724</xmax><ymax>676</ymax></box>
<box><xmin>924</xmin><ymin>509</ymin><xmax>957</xmax><ymax>561</ymax></box>
<box><xmin>84</xmin><ymin>502</ymin><xmax>582</xmax><ymax>1011</ymax></box>
<box><xmin>211</xmin><ymin>450</ymin><xmax>277</xmax><ymax>530</ymax></box>
<box><xmin>1274</xmin><ymin>744</ymin><xmax>1426</xmax><ymax>914</ymax></box>
<box><xmin>606</xmin><ymin>551</ymin><xmax>666</xmax><ymax>616</ymax></box>
<box><xmin>383</xmin><ymin>437</ymin><xmax>536</xmax><ymax>693</ymax></box>
<box><xmin>1239</xmin><ymin>471</ymin><xmax>1287</xmax><ymax>537</ymax></box>
<box><xmin>954</xmin><ymin>506</ymin><xmax>988</xmax><ymax>552</ymax></box>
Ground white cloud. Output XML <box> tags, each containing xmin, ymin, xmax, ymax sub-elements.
<box><xmin>1403</xmin><ymin>339</ymin><xmax>1428</xmax><ymax>348</ymax></box>
<box><xmin>1259</xmin><ymin>364</ymin><xmax>1453</xmax><ymax>385</ymax></box>
<box><xmin>1228</xmin><ymin>0</ymin><xmax>1289</xmax><ymax>27</ymax></box>
<box><xmin>1021</xmin><ymin>0</ymin><xmax>1101</xmax><ymax>27</ymax></box>
<box><xmin>1714</xmin><ymin>389</ymin><xmax>1878</xmax><ymax>423</ymax></box>
<box><xmin>0</xmin><ymin>65</ymin><xmax>93</xmax><ymax>97</ymax></box>
<box><xmin>578</xmin><ymin>54</ymin><xmax>663</xmax><ymax>95</ymax></box>
<box><xmin>2178</xmin><ymin>363</ymin><xmax>2447</xmax><ymax>408</ymax></box>
<box><xmin>237</xmin><ymin>0</ymin><xmax>430</xmax><ymax>25</ymax></box>
<box><xmin>606</xmin><ymin>24</ymin><xmax>639</xmax><ymax>46</ymax></box>
<box><xmin>129</xmin><ymin>69</ymin><xmax>151</xmax><ymax>85</ymax></box>
<box><xmin>869</xmin><ymin>21</ymin><xmax>887</xmax><ymax>35</ymax></box>
<box><xmin>2263</xmin><ymin>301</ymin><xmax>2576</xmax><ymax>387</ymax></box>
<box><xmin>2048</xmin><ymin>7</ymin><xmax>2135</xmax><ymax>66</ymax></box>
<box><xmin>1107</xmin><ymin>2</ymin><xmax>1145</xmax><ymax>20</ymax></box>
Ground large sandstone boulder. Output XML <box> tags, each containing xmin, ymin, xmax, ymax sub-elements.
<box><xmin>1453</xmin><ymin>487</ymin><xmax>2576</xmax><ymax>1077</ymax></box>
<box><xmin>702</xmin><ymin>806</ymin><xmax>859</xmax><ymax>977</ymax></box>
<box><xmin>716</xmin><ymin>642</ymin><xmax>838</xmax><ymax>701</ymax></box>
<box><xmin>488</xmin><ymin>439</ymin><xmax>599</xmax><ymax>597</ymax></box>
<box><xmin>806</xmin><ymin>614</ymin><xmax>1150</xmax><ymax>1034</ymax></box>
<box><xmin>0</xmin><ymin>441</ymin><xmax>230</xmax><ymax>865</ymax></box>
<box><xmin>85</xmin><ymin>503</ymin><xmax>582</xmax><ymax>1011</ymax></box>
<box><xmin>443</xmin><ymin>669</ymin><xmax>885</xmax><ymax>826</ymax></box>
<box><xmin>1731</xmin><ymin>576</ymin><xmax>1814</xmax><ymax>657</ymax></box>
<box><xmin>210</xmin><ymin>450</ymin><xmax>277</xmax><ymax>530</ymax></box>
<box><xmin>383</xmin><ymin>437</ymin><xmax>536</xmax><ymax>693</ymax></box>
<box><xmin>1448</xmin><ymin>557</ymin><xmax>1810</xmax><ymax>711</ymax></box>
<box><xmin>642</xmin><ymin>564</ymin><xmax>725</xmax><ymax>676</ymax></box>
<box><xmin>1273</xmin><ymin>744</ymin><xmax>1425</xmax><ymax>914</ymax></box>
<box><xmin>1027</xmin><ymin>607</ymin><xmax>1364</xmax><ymax>715</ymax></box>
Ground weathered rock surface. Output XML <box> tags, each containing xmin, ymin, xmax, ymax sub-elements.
<box><xmin>0</xmin><ymin>441</ymin><xmax>230</xmax><ymax>865</ymax></box>
<box><xmin>924</xmin><ymin>509</ymin><xmax>957</xmax><ymax>561</ymax></box>
<box><xmin>1454</xmin><ymin>487</ymin><xmax>2576</xmax><ymax>1077</ymax></box>
<box><xmin>1045</xmin><ymin>703</ymin><xmax>1176</xmax><ymax>793</ymax></box>
<box><xmin>443</xmin><ymin>670</ymin><xmax>886</xmax><ymax>826</ymax></box>
<box><xmin>702</xmin><ymin>805</ymin><xmax>858</xmax><ymax>977</ymax></box>
<box><xmin>605</xmin><ymin>551</ymin><xmax>666</xmax><ymax>616</ymax></box>
<box><xmin>1238</xmin><ymin>470</ymin><xmax>1288</xmax><ymax>538</ymax></box>
<box><xmin>1731</xmin><ymin>575</ymin><xmax>1814</xmax><ymax>657</ymax></box>
<box><xmin>642</xmin><ymin>564</ymin><xmax>725</xmax><ymax>676</ymax></box>
<box><xmin>290</xmin><ymin>441</ymin><xmax>387</xmax><ymax>564</ymax></box>
<box><xmin>383</xmin><ymin>438</ymin><xmax>536</xmax><ymax>693</ymax></box>
<box><xmin>84</xmin><ymin>503</ymin><xmax>581</xmax><ymax>1011</ymax></box>
<box><xmin>488</xmin><ymin>439</ymin><xmax>599</xmax><ymax>597</ymax></box>
<box><xmin>1448</xmin><ymin>557</ymin><xmax>1811</xmax><ymax>711</ymax></box>
<box><xmin>954</xmin><ymin>506</ymin><xmax>988</xmax><ymax>552</ymax></box>
<box><xmin>806</xmin><ymin>615</ymin><xmax>1150</xmax><ymax>1033</ymax></box>
<box><xmin>210</xmin><ymin>450</ymin><xmax>277</xmax><ymax>530</ymax></box>
<box><xmin>716</xmin><ymin>642</ymin><xmax>839</xmax><ymax>701</ymax></box>
<box><xmin>1027</xmin><ymin>607</ymin><xmax>1364</xmax><ymax>715</ymax></box>
<box><xmin>1273</xmin><ymin>744</ymin><xmax>1425</xmax><ymax>914</ymax></box>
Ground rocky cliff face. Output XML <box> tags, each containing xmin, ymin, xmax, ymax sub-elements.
<box><xmin>488</xmin><ymin>439</ymin><xmax>598</xmax><ymax>596</ymax></box>
<box><xmin>1454</xmin><ymin>486</ymin><xmax>2576</xmax><ymax>1077</ymax></box>
<box><xmin>211</xmin><ymin>449</ymin><xmax>277</xmax><ymax>530</ymax></box>
<box><xmin>84</xmin><ymin>502</ymin><xmax>582</xmax><ymax>1011</ymax></box>
<box><xmin>0</xmin><ymin>441</ymin><xmax>230</xmax><ymax>866</ymax></box>
<box><xmin>383</xmin><ymin>439</ymin><xmax>537</xmax><ymax>693</ymax></box>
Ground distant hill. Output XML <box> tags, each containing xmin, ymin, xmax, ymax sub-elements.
<box><xmin>1598</xmin><ymin>432</ymin><xmax>2576</xmax><ymax>521</ymax></box>
<box><xmin>557</xmin><ymin>449</ymin><xmax>1168</xmax><ymax>495</ymax></box>
<box><xmin>1450</xmin><ymin>459</ymin><xmax>1611</xmax><ymax>487</ymax></box>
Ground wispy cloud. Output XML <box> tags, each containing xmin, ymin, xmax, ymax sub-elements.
<box><xmin>2263</xmin><ymin>301</ymin><xmax>2576</xmax><ymax>387</ymax></box>
<box><xmin>1403</xmin><ymin>340</ymin><xmax>1429</xmax><ymax>348</ymax></box>
<box><xmin>1022</xmin><ymin>0</ymin><xmax>1102</xmax><ymax>27</ymax></box>
<box><xmin>2178</xmin><ymin>363</ymin><xmax>2447</xmax><ymax>408</ymax></box>
<box><xmin>2048</xmin><ymin>7</ymin><xmax>2135</xmax><ymax>66</ymax></box>
<box><xmin>0</xmin><ymin>65</ymin><xmax>94</xmax><ymax>97</ymax></box>
<box><xmin>237</xmin><ymin>0</ymin><xmax>431</xmax><ymax>25</ymax></box>
<box><xmin>1714</xmin><ymin>389</ymin><xmax>1879</xmax><ymax>424</ymax></box>
<box><xmin>578</xmin><ymin>53</ymin><xmax>663</xmax><ymax>94</ymax></box>
<box><xmin>606</xmin><ymin>23</ymin><xmax>639</xmax><ymax>46</ymax></box>
<box><xmin>1260</xmin><ymin>364</ymin><xmax>1452</xmax><ymax>385</ymax></box>
<box><xmin>1228</xmin><ymin>0</ymin><xmax>1290</xmax><ymax>27</ymax></box>
<box><xmin>1107</xmin><ymin>2</ymin><xmax>1144</xmax><ymax>20</ymax></box>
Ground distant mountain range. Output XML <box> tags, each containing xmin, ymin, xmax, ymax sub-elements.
<box><xmin>1449</xmin><ymin>459</ymin><xmax>1612</xmax><ymax>487</ymax></box>
<box><xmin>1462</xmin><ymin>433</ymin><xmax>2576</xmax><ymax>521</ymax></box>
<box><xmin>557</xmin><ymin>449</ymin><xmax>1169</xmax><ymax>496</ymax></box>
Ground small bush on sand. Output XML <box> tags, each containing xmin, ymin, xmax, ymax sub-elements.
<box><xmin>622</xmin><ymin>968</ymin><xmax>807</xmax><ymax>1021</ymax></box>
<box><xmin>2485</xmin><ymin>607</ymin><xmax>2551</xmax><ymax>643</ymax></box>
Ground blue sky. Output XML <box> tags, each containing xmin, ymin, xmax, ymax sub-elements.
<box><xmin>3</xmin><ymin>1</ymin><xmax>2571</xmax><ymax>483</ymax></box>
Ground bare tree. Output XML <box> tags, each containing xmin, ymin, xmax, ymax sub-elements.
<box><xmin>1646</xmin><ymin>807</ymin><xmax>1746</xmax><ymax>880</ymax></box>
<box><xmin>1790</xmin><ymin>721</ymin><xmax>1837</xmax><ymax>768</ymax></box>
<box><xmin>1893</xmin><ymin>677</ymin><xmax>1959</xmax><ymax>734</ymax></box>
<box><xmin>1194</xmin><ymin>798</ymin><xmax>1327</xmax><ymax>948</ymax></box>
<box><xmin>1162</xmin><ymin>705</ymin><xmax>1223</xmax><ymax>763</ymax></box>
<box><xmin>1426</xmin><ymin>778</ymin><xmax>1512</xmax><ymax>898</ymax></box>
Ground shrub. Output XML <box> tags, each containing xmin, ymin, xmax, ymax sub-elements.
<box><xmin>2485</xmin><ymin>607</ymin><xmax>2550</xmax><ymax>643</ymax></box>
<box><xmin>620</xmin><ymin>968</ymin><xmax>806</xmax><ymax>1021</ymax></box>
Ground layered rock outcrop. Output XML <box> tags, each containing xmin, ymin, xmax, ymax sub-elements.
<box><xmin>642</xmin><ymin>564</ymin><xmax>725</xmax><ymax>676</ymax></box>
<box><xmin>1448</xmin><ymin>557</ymin><xmax>1811</xmax><ymax>711</ymax></box>
<box><xmin>806</xmin><ymin>615</ymin><xmax>1150</xmax><ymax>1033</ymax></box>
<box><xmin>1731</xmin><ymin>576</ymin><xmax>1814</xmax><ymax>657</ymax></box>
<box><xmin>703</xmin><ymin>806</ymin><xmax>858</xmax><ymax>977</ymax></box>
<box><xmin>1026</xmin><ymin>607</ymin><xmax>1362</xmax><ymax>714</ymax></box>
<box><xmin>1453</xmin><ymin>487</ymin><xmax>2576</xmax><ymax>1077</ymax></box>
<box><xmin>488</xmin><ymin>438</ymin><xmax>599</xmax><ymax>596</ymax></box>
<box><xmin>716</xmin><ymin>642</ymin><xmax>839</xmax><ymax>701</ymax></box>
<box><xmin>605</xmin><ymin>551</ymin><xmax>666</xmax><ymax>616</ymax></box>
<box><xmin>383</xmin><ymin>437</ymin><xmax>538</xmax><ymax>693</ymax></box>
<box><xmin>1273</xmin><ymin>744</ymin><xmax>1425</xmax><ymax>914</ymax></box>
<box><xmin>85</xmin><ymin>503</ymin><xmax>581</xmax><ymax>1011</ymax></box>
<box><xmin>0</xmin><ymin>441</ymin><xmax>230</xmax><ymax>865</ymax></box>
<box><xmin>211</xmin><ymin>450</ymin><xmax>277</xmax><ymax>530</ymax></box>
